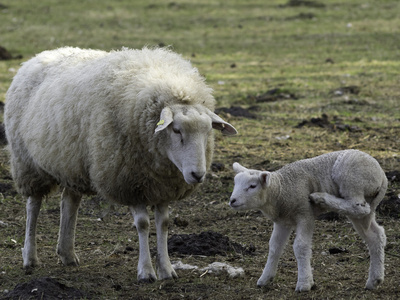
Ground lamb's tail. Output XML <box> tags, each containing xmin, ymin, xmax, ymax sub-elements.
<box><xmin>370</xmin><ymin>174</ymin><xmax>388</xmax><ymax>212</ymax></box>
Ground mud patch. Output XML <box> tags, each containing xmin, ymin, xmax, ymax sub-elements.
<box><xmin>168</xmin><ymin>231</ymin><xmax>255</xmax><ymax>256</ymax></box>
<box><xmin>286</xmin><ymin>12</ymin><xmax>316</xmax><ymax>20</ymax></box>
<box><xmin>386</xmin><ymin>170</ymin><xmax>400</xmax><ymax>183</ymax></box>
<box><xmin>2</xmin><ymin>277</ymin><xmax>89</xmax><ymax>300</ymax></box>
<box><xmin>215</xmin><ymin>106</ymin><xmax>257</xmax><ymax>119</ymax></box>
<box><xmin>253</xmin><ymin>88</ymin><xmax>299</xmax><ymax>103</ymax></box>
<box><xmin>0</xmin><ymin>45</ymin><xmax>22</xmax><ymax>60</ymax></box>
<box><xmin>279</xmin><ymin>0</ymin><xmax>325</xmax><ymax>8</ymax></box>
<box><xmin>0</xmin><ymin>182</ymin><xmax>16</xmax><ymax>197</ymax></box>
<box><xmin>378</xmin><ymin>190</ymin><xmax>400</xmax><ymax>219</ymax></box>
<box><xmin>280</xmin><ymin>0</ymin><xmax>325</xmax><ymax>8</ymax></box>
<box><xmin>295</xmin><ymin>114</ymin><xmax>361</xmax><ymax>132</ymax></box>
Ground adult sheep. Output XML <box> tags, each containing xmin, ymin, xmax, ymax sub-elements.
<box><xmin>4</xmin><ymin>47</ymin><xmax>237</xmax><ymax>282</ymax></box>
<box><xmin>229</xmin><ymin>150</ymin><xmax>386</xmax><ymax>292</ymax></box>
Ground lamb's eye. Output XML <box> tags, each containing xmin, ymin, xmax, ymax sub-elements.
<box><xmin>173</xmin><ymin>128</ymin><xmax>181</xmax><ymax>134</ymax></box>
<box><xmin>249</xmin><ymin>184</ymin><xmax>257</xmax><ymax>189</ymax></box>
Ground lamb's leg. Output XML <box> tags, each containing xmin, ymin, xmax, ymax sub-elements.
<box><xmin>130</xmin><ymin>204</ymin><xmax>156</xmax><ymax>282</ymax></box>
<box><xmin>257</xmin><ymin>222</ymin><xmax>291</xmax><ymax>287</ymax></box>
<box><xmin>293</xmin><ymin>219</ymin><xmax>315</xmax><ymax>292</ymax></box>
<box><xmin>154</xmin><ymin>203</ymin><xmax>177</xmax><ymax>280</ymax></box>
<box><xmin>309</xmin><ymin>192</ymin><xmax>371</xmax><ymax>217</ymax></box>
<box><xmin>57</xmin><ymin>188</ymin><xmax>82</xmax><ymax>266</ymax></box>
<box><xmin>22</xmin><ymin>195</ymin><xmax>43</xmax><ymax>269</ymax></box>
<box><xmin>348</xmin><ymin>213</ymin><xmax>386</xmax><ymax>290</ymax></box>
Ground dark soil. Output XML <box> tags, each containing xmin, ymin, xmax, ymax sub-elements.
<box><xmin>168</xmin><ymin>231</ymin><xmax>255</xmax><ymax>256</ymax></box>
<box><xmin>377</xmin><ymin>190</ymin><xmax>400</xmax><ymax>218</ymax></box>
<box><xmin>215</xmin><ymin>106</ymin><xmax>257</xmax><ymax>119</ymax></box>
<box><xmin>0</xmin><ymin>46</ymin><xmax>22</xmax><ymax>61</ymax></box>
<box><xmin>280</xmin><ymin>0</ymin><xmax>326</xmax><ymax>8</ymax></box>
<box><xmin>295</xmin><ymin>113</ymin><xmax>362</xmax><ymax>132</ymax></box>
<box><xmin>253</xmin><ymin>88</ymin><xmax>299</xmax><ymax>102</ymax></box>
<box><xmin>1</xmin><ymin>277</ymin><xmax>88</xmax><ymax>300</ymax></box>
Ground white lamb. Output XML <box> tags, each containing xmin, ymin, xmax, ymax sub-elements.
<box><xmin>4</xmin><ymin>47</ymin><xmax>237</xmax><ymax>282</ymax></box>
<box><xmin>229</xmin><ymin>150</ymin><xmax>387</xmax><ymax>292</ymax></box>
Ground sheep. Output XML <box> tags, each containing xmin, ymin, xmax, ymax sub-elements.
<box><xmin>4</xmin><ymin>46</ymin><xmax>237</xmax><ymax>282</ymax></box>
<box><xmin>229</xmin><ymin>149</ymin><xmax>387</xmax><ymax>292</ymax></box>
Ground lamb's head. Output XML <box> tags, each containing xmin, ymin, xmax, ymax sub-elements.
<box><xmin>155</xmin><ymin>104</ymin><xmax>237</xmax><ymax>184</ymax></box>
<box><xmin>229</xmin><ymin>162</ymin><xmax>271</xmax><ymax>210</ymax></box>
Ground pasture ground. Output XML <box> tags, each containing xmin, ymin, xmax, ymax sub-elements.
<box><xmin>0</xmin><ymin>0</ymin><xmax>399</xmax><ymax>299</ymax></box>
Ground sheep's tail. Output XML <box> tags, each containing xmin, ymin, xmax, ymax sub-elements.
<box><xmin>370</xmin><ymin>174</ymin><xmax>388</xmax><ymax>212</ymax></box>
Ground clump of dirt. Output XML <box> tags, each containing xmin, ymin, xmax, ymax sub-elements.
<box><xmin>2</xmin><ymin>277</ymin><xmax>89</xmax><ymax>300</ymax></box>
<box><xmin>378</xmin><ymin>190</ymin><xmax>400</xmax><ymax>219</ymax></box>
<box><xmin>331</xmin><ymin>85</ymin><xmax>360</xmax><ymax>96</ymax></box>
<box><xmin>286</xmin><ymin>12</ymin><xmax>316</xmax><ymax>20</ymax></box>
<box><xmin>280</xmin><ymin>0</ymin><xmax>325</xmax><ymax>8</ymax></box>
<box><xmin>211</xmin><ymin>162</ymin><xmax>225</xmax><ymax>172</ymax></box>
<box><xmin>168</xmin><ymin>231</ymin><xmax>255</xmax><ymax>256</ymax></box>
<box><xmin>386</xmin><ymin>170</ymin><xmax>400</xmax><ymax>183</ymax></box>
<box><xmin>0</xmin><ymin>46</ymin><xmax>22</xmax><ymax>60</ymax></box>
<box><xmin>215</xmin><ymin>106</ymin><xmax>257</xmax><ymax>119</ymax></box>
<box><xmin>0</xmin><ymin>123</ymin><xmax>7</xmax><ymax>145</ymax></box>
<box><xmin>253</xmin><ymin>88</ymin><xmax>299</xmax><ymax>102</ymax></box>
<box><xmin>295</xmin><ymin>113</ymin><xmax>361</xmax><ymax>132</ymax></box>
<box><xmin>0</xmin><ymin>182</ymin><xmax>17</xmax><ymax>197</ymax></box>
<box><xmin>328</xmin><ymin>247</ymin><xmax>349</xmax><ymax>255</ymax></box>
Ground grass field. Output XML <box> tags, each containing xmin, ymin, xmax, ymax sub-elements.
<box><xmin>0</xmin><ymin>0</ymin><xmax>399</xmax><ymax>299</ymax></box>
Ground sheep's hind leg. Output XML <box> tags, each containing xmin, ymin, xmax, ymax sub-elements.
<box><xmin>309</xmin><ymin>192</ymin><xmax>371</xmax><ymax>217</ymax></box>
<box><xmin>155</xmin><ymin>203</ymin><xmax>177</xmax><ymax>280</ymax></box>
<box><xmin>22</xmin><ymin>195</ymin><xmax>43</xmax><ymax>269</ymax></box>
<box><xmin>257</xmin><ymin>222</ymin><xmax>291</xmax><ymax>287</ymax></box>
<box><xmin>57</xmin><ymin>188</ymin><xmax>82</xmax><ymax>266</ymax></box>
<box><xmin>348</xmin><ymin>213</ymin><xmax>386</xmax><ymax>290</ymax></box>
<box><xmin>130</xmin><ymin>204</ymin><xmax>157</xmax><ymax>283</ymax></box>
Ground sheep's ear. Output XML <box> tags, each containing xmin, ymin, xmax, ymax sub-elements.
<box><xmin>233</xmin><ymin>162</ymin><xmax>247</xmax><ymax>174</ymax></box>
<box><xmin>208</xmin><ymin>111</ymin><xmax>238</xmax><ymax>136</ymax></box>
<box><xmin>260</xmin><ymin>171</ymin><xmax>271</xmax><ymax>188</ymax></box>
<box><xmin>155</xmin><ymin>107</ymin><xmax>174</xmax><ymax>133</ymax></box>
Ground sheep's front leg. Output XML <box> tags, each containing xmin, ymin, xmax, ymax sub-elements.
<box><xmin>310</xmin><ymin>192</ymin><xmax>370</xmax><ymax>217</ymax></box>
<box><xmin>154</xmin><ymin>203</ymin><xmax>177</xmax><ymax>280</ymax></box>
<box><xmin>293</xmin><ymin>220</ymin><xmax>315</xmax><ymax>292</ymax></box>
<box><xmin>349</xmin><ymin>213</ymin><xmax>386</xmax><ymax>290</ymax></box>
<box><xmin>22</xmin><ymin>195</ymin><xmax>43</xmax><ymax>269</ymax></box>
<box><xmin>57</xmin><ymin>188</ymin><xmax>82</xmax><ymax>266</ymax></box>
<box><xmin>257</xmin><ymin>223</ymin><xmax>291</xmax><ymax>287</ymax></box>
<box><xmin>130</xmin><ymin>204</ymin><xmax>156</xmax><ymax>283</ymax></box>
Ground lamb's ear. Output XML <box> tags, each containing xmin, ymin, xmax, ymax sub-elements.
<box><xmin>208</xmin><ymin>111</ymin><xmax>238</xmax><ymax>136</ymax></box>
<box><xmin>155</xmin><ymin>107</ymin><xmax>174</xmax><ymax>133</ymax></box>
<box><xmin>260</xmin><ymin>171</ymin><xmax>271</xmax><ymax>188</ymax></box>
<box><xmin>233</xmin><ymin>162</ymin><xmax>247</xmax><ymax>174</ymax></box>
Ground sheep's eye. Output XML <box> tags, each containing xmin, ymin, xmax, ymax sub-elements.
<box><xmin>249</xmin><ymin>184</ymin><xmax>257</xmax><ymax>189</ymax></box>
<box><xmin>173</xmin><ymin>128</ymin><xmax>181</xmax><ymax>134</ymax></box>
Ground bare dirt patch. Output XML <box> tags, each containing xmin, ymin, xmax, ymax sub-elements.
<box><xmin>2</xmin><ymin>277</ymin><xmax>88</xmax><ymax>300</ymax></box>
<box><xmin>168</xmin><ymin>231</ymin><xmax>255</xmax><ymax>256</ymax></box>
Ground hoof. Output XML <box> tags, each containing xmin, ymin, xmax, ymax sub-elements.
<box><xmin>138</xmin><ymin>274</ymin><xmax>157</xmax><ymax>284</ymax></box>
<box><xmin>365</xmin><ymin>278</ymin><xmax>383</xmax><ymax>290</ymax></box>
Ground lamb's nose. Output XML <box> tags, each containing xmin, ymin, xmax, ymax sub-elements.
<box><xmin>191</xmin><ymin>171</ymin><xmax>205</xmax><ymax>183</ymax></box>
<box><xmin>230</xmin><ymin>198</ymin><xmax>236</xmax><ymax>206</ymax></box>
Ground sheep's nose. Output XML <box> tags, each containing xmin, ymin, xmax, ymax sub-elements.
<box><xmin>191</xmin><ymin>171</ymin><xmax>205</xmax><ymax>183</ymax></box>
<box><xmin>229</xmin><ymin>198</ymin><xmax>236</xmax><ymax>206</ymax></box>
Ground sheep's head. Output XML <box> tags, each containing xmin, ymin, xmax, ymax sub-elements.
<box><xmin>229</xmin><ymin>162</ymin><xmax>271</xmax><ymax>210</ymax></box>
<box><xmin>155</xmin><ymin>104</ymin><xmax>237</xmax><ymax>185</ymax></box>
